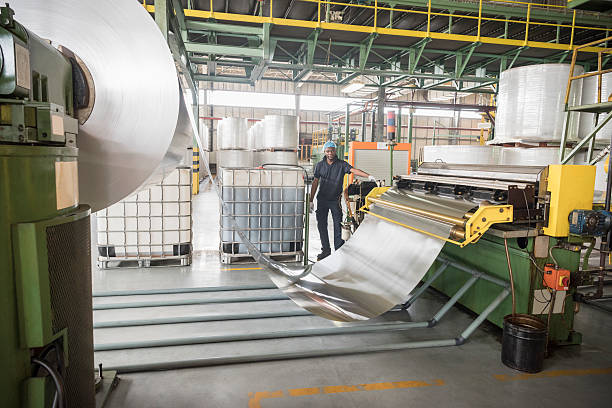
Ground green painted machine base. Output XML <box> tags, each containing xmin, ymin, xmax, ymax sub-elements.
<box><xmin>425</xmin><ymin>233</ymin><xmax>582</xmax><ymax>345</ymax></box>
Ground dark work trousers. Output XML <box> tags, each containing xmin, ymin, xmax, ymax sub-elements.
<box><xmin>316</xmin><ymin>199</ymin><xmax>344</xmax><ymax>253</ymax></box>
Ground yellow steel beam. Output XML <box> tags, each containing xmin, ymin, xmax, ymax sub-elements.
<box><xmin>144</xmin><ymin>4</ymin><xmax>610</xmax><ymax>53</ymax></box>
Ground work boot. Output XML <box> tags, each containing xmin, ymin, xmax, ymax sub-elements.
<box><xmin>316</xmin><ymin>251</ymin><xmax>331</xmax><ymax>261</ymax></box>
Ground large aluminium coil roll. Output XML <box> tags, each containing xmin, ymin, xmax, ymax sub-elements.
<box><xmin>260</xmin><ymin>151</ymin><xmax>298</xmax><ymax>166</ymax></box>
<box><xmin>422</xmin><ymin>145</ymin><xmax>500</xmax><ymax>165</ymax></box>
<box><xmin>494</xmin><ymin>64</ymin><xmax>583</xmax><ymax>144</ymax></box>
<box><xmin>14</xmin><ymin>0</ymin><xmax>194</xmax><ymax>212</ymax></box>
<box><xmin>578</xmin><ymin>72</ymin><xmax>612</xmax><ymax>143</ymax></box>
<box><xmin>218</xmin><ymin>150</ymin><xmax>254</xmax><ymax>168</ymax></box>
<box><xmin>218</xmin><ymin>117</ymin><xmax>248</xmax><ymax>150</ymax></box>
<box><xmin>263</xmin><ymin>115</ymin><xmax>299</xmax><ymax>150</ymax></box>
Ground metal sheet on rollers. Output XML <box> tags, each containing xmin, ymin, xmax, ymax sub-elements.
<box><xmin>263</xmin><ymin>115</ymin><xmax>299</xmax><ymax>150</ymax></box>
<box><xmin>494</xmin><ymin>64</ymin><xmax>583</xmax><ymax>144</ymax></box>
<box><xmin>268</xmin><ymin>188</ymin><xmax>475</xmax><ymax>321</ymax></box>
<box><xmin>260</xmin><ymin>151</ymin><xmax>298</xmax><ymax>166</ymax></box>
<box><xmin>218</xmin><ymin>117</ymin><xmax>249</xmax><ymax>150</ymax></box>
<box><xmin>14</xmin><ymin>0</ymin><xmax>192</xmax><ymax>212</ymax></box>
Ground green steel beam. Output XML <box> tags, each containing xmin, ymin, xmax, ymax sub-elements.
<box><xmin>306</xmin><ymin>28</ymin><xmax>321</xmax><ymax>66</ymax></box>
<box><xmin>186</xmin><ymin>42</ymin><xmax>263</xmax><ymax>58</ymax></box>
<box><xmin>154</xmin><ymin>0</ymin><xmax>168</xmax><ymax>41</ymax></box>
<box><xmin>359</xmin><ymin>33</ymin><xmax>378</xmax><ymax>71</ymax></box>
<box><xmin>171</xmin><ymin>0</ymin><xmax>187</xmax><ymax>42</ymax></box>
<box><xmin>194</xmin><ymin>74</ymin><xmax>253</xmax><ymax>84</ymax></box>
<box><xmin>456</xmin><ymin>43</ymin><xmax>479</xmax><ymax>77</ymax></box>
<box><xmin>186</xmin><ymin>20</ymin><xmax>263</xmax><ymax>36</ymax></box>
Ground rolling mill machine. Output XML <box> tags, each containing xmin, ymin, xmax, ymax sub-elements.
<box><xmin>352</xmin><ymin>161</ymin><xmax>608</xmax><ymax>345</ymax></box>
<box><xmin>0</xmin><ymin>5</ymin><xmax>96</xmax><ymax>408</ymax></box>
<box><xmin>0</xmin><ymin>0</ymin><xmax>195</xmax><ymax>405</ymax></box>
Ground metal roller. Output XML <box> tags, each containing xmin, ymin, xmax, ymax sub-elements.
<box><xmin>13</xmin><ymin>0</ymin><xmax>193</xmax><ymax>212</ymax></box>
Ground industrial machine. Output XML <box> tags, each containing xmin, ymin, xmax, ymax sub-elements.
<box><xmin>358</xmin><ymin>161</ymin><xmax>606</xmax><ymax>344</ymax></box>
<box><xmin>0</xmin><ymin>4</ymin><xmax>96</xmax><ymax>407</ymax></box>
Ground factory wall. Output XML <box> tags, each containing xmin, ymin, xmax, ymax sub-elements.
<box><xmin>198</xmin><ymin>79</ymin><xmax>483</xmax><ymax>157</ymax></box>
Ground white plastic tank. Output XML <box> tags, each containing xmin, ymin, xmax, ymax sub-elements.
<box><xmin>422</xmin><ymin>145</ymin><xmax>500</xmax><ymax>165</ymax></box>
<box><xmin>494</xmin><ymin>64</ymin><xmax>583</xmax><ymax>144</ymax></box>
<box><xmin>578</xmin><ymin>72</ymin><xmax>612</xmax><ymax>143</ymax></box>
<box><xmin>263</xmin><ymin>115</ymin><xmax>299</xmax><ymax>150</ymax></box>
<box><xmin>218</xmin><ymin>117</ymin><xmax>249</xmax><ymax>150</ymax></box>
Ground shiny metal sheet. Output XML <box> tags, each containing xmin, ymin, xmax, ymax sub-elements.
<box><xmin>15</xmin><ymin>0</ymin><xmax>189</xmax><ymax>211</ymax></box>
<box><xmin>267</xmin><ymin>187</ymin><xmax>475</xmax><ymax>321</ymax></box>
<box><xmin>269</xmin><ymin>212</ymin><xmax>448</xmax><ymax>321</ymax></box>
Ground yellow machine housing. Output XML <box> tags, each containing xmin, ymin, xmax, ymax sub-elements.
<box><xmin>542</xmin><ymin>165</ymin><xmax>596</xmax><ymax>237</ymax></box>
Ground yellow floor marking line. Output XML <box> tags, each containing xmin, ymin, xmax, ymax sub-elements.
<box><xmin>494</xmin><ymin>367</ymin><xmax>612</xmax><ymax>382</ymax></box>
<box><xmin>248</xmin><ymin>378</ymin><xmax>444</xmax><ymax>407</ymax></box>
<box><xmin>221</xmin><ymin>267</ymin><xmax>263</xmax><ymax>271</ymax></box>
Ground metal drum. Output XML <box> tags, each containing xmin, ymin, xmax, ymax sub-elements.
<box><xmin>263</xmin><ymin>115</ymin><xmax>299</xmax><ymax>150</ymax></box>
<box><xmin>218</xmin><ymin>117</ymin><xmax>248</xmax><ymax>150</ymax></box>
<box><xmin>494</xmin><ymin>64</ymin><xmax>583</xmax><ymax>144</ymax></box>
<box><xmin>217</xmin><ymin>150</ymin><xmax>254</xmax><ymax>168</ymax></box>
<box><xmin>579</xmin><ymin>72</ymin><xmax>612</xmax><ymax>143</ymax></box>
<box><xmin>260</xmin><ymin>150</ymin><xmax>298</xmax><ymax>166</ymax></box>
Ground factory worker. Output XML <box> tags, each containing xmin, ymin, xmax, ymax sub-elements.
<box><xmin>310</xmin><ymin>141</ymin><xmax>375</xmax><ymax>261</ymax></box>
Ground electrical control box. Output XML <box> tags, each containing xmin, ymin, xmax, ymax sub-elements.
<box><xmin>543</xmin><ymin>264</ymin><xmax>570</xmax><ymax>291</ymax></box>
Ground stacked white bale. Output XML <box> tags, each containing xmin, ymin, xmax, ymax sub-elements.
<box><xmin>578</xmin><ymin>72</ymin><xmax>612</xmax><ymax>143</ymax></box>
<box><xmin>498</xmin><ymin>147</ymin><xmax>571</xmax><ymax>166</ymax></box>
<box><xmin>261</xmin><ymin>115</ymin><xmax>299</xmax><ymax>165</ymax></box>
<box><xmin>260</xmin><ymin>150</ymin><xmax>299</xmax><ymax>166</ymax></box>
<box><xmin>217</xmin><ymin>117</ymin><xmax>253</xmax><ymax>168</ymax></box>
<box><xmin>422</xmin><ymin>145</ymin><xmax>501</xmax><ymax>165</ymax></box>
<box><xmin>218</xmin><ymin>117</ymin><xmax>248</xmax><ymax>150</ymax></box>
<box><xmin>251</xmin><ymin>120</ymin><xmax>264</xmax><ymax>167</ymax></box>
<box><xmin>217</xmin><ymin>150</ymin><xmax>254</xmax><ymax>168</ymax></box>
<box><xmin>494</xmin><ymin>64</ymin><xmax>583</xmax><ymax>144</ymax></box>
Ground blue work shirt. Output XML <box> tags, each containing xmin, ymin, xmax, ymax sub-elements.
<box><xmin>314</xmin><ymin>156</ymin><xmax>353</xmax><ymax>201</ymax></box>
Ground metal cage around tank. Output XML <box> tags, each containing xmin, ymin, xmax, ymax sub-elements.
<box><xmin>219</xmin><ymin>168</ymin><xmax>305</xmax><ymax>263</ymax></box>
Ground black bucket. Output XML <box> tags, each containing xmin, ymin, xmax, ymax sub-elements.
<box><xmin>501</xmin><ymin>314</ymin><xmax>548</xmax><ymax>373</ymax></box>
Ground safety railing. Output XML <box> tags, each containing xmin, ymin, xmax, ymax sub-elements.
<box><xmin>146</xmin><ymin>0</ymin><xmax>612</xmax><ymax>52</ymax></box>
<box><xmin>565</xmin><ymin>36</ymin><xmax>612</xmax><ymax>107</ymax></box>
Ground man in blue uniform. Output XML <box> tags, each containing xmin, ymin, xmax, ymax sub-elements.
<box><xmin>310</xmin><ymin>141</ymin><xmax>375</xmax><ymax>261</ymax></box>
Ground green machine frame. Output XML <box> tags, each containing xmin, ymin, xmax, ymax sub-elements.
<box><xmin>429</xmin><ymin>233</ymin><xmax>584</xmax><ymax>345</ymax></box>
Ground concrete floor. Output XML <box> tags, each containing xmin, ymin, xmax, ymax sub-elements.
<box><xmin>94</xmin><ymin>183</ymin><xmax>612</xmax><ymax>408</ymax></box>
